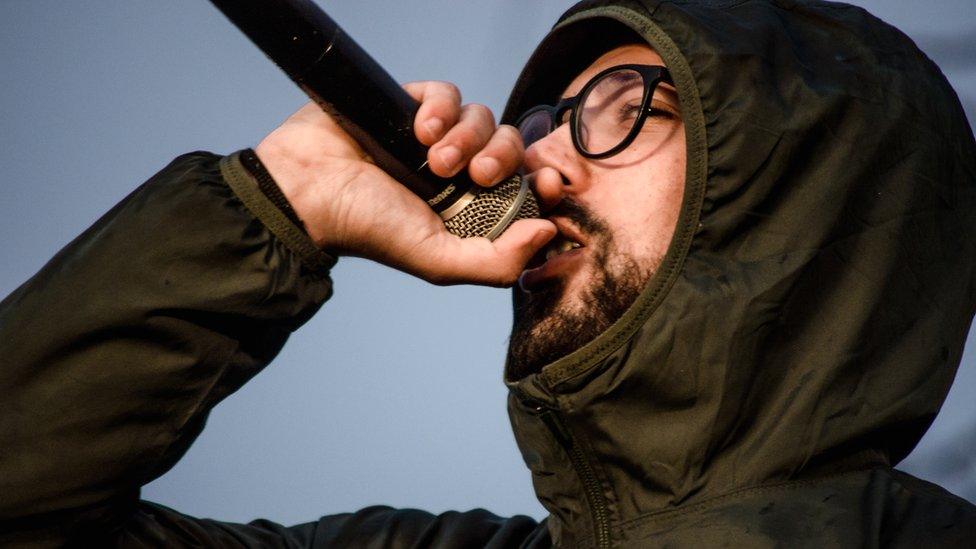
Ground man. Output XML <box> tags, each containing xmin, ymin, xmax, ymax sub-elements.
<box><xmin>2</xmin><ymin>1</ymin><xmax>975</xmax><ymax>548</ymax></box>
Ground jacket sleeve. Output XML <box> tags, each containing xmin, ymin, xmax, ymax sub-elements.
<box><xmin>116</xmin><ymin>502</ymin><xmax>550</xmax><ymax>548</ymax></box>
<box><xmin>0</xmin><ymin>151</ymin><xmax>335</xmax><ymax>543</ymax></box>
<box><xmin>0</xmin><ymin>151</ymin><xmax>547</xmax><ymax>549</ymax></box>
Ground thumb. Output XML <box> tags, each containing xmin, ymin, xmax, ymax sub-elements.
<box><xmin>494</xmin><ymin>216</ymin><xmax>557</xmax><ymax>259</ymax></box>
<box><xmin>463</xmin><ymin>218</ymin><xmax>557</xmax><ymax>286</ymax></box>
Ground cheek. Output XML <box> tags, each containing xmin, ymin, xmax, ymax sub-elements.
<box><xmin>607</xmin><ymin>156</ymin><xmax>686</xmax><ymax>259</ymax></box>
<box><xmin>645</xmin><ymin>139</ymin><xmax>686</xmax><ymax>250</ymax></box>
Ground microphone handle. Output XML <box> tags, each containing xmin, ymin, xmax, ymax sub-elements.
<box><xmin>209</xmin><ymin>0</ymin><xmax>472</xmax><ymax>213</ymax></box>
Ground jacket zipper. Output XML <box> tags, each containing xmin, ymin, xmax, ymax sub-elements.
<box><xmin>529</xmin><ymin>401</ymin><xmax>612</xmax><ymax>548</ymax></box>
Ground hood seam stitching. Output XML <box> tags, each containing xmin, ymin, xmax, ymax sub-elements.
<box><xmin>536</xmin><ymin>5</ymin><xmax>709</xmax><ymax>392</ymax></box>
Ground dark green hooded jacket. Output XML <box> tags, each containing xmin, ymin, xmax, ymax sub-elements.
<box><xmin>500</xmin><ymin>0</ymin><xmax>976</xmax><ymax>546</ymax></box>
<box><xmin>1</xmin><ymin>0</ymin><xmax>974</xmax><ymax>547</ymax></box>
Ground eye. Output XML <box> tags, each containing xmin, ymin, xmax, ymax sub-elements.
<box><xmin>647</xmin><ymin>107</ymin><xmax>672</xmax><ymax>118</ymax></box>
<box><xmin>616</xmin><ymin>102</ymin><xmax>642</xmax><ymax>123</ymax></box>
<box><xmin>649</xmin><ymin>97</ymin><xmax>680</xmax><ymax>119</ymax></box>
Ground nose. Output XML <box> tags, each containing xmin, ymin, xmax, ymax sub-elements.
<box><xmin>521</xmin><ymin>125</ymin><xmax>578</xmax><ymax>213</ymax></box>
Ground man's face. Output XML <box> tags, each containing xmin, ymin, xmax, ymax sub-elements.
<box><xmin>507</xmin><ymin>44</ymin><xmax>686</xmax><ymax>379</ymax></box>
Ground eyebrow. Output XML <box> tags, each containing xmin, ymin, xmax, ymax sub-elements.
<box><xmin>606</xmin><ymin>71</ymin><xmax>641</xmax><ymax>85</ymax></box>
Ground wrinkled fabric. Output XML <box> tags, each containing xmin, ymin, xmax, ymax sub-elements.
<box><xmin>501</xmin><ymin>0</ymin><xmax>976</xmax><ymax>547</ymax></box>
<box><xmin>0</xmin><ymin>152</ymin><xmax>550</xmax><ymax>547</ymax></box>
<box><xmin>3</xmin><ymin>1</ymin><xmax>976</xmax><ymax>547</ymax></box>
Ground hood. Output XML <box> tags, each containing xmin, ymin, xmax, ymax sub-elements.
<box><xmin>501</xmin><ymin>0</ymin><xmax>976</xmax><ymax>546</ymax></box>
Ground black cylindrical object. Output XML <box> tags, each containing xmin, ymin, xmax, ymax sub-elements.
<box><xmin>209</xmin><ymin>0</ymin><xmax>538</xmax><ymax>238</ymax></box>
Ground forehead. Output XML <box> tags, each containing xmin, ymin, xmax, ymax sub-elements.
<box><xmin>562</xmin><ymin>44</ymin><xmax>667</xmax><ymax>98</ymax></box>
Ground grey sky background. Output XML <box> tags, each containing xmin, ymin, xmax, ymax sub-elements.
<box><xmin>2</xmin><ymin>0</ymin><xmax>973</xmax><ymax>525</ymax></box>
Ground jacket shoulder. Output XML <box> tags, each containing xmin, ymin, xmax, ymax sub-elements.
<box><xmin>616</xmin><ymin>468</ymin><xmax>975</xmax><ymax>548</ymax></box>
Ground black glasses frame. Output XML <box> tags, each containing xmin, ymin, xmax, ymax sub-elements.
<box><xmin>515</xmin><ymin>64</ymin><xmax>673</xmax><ymax>159</ymax></box>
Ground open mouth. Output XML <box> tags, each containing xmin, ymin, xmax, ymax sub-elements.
<box><xmin>527</xmin><ymin>217</ymin><xmax>588</xmax><ymax>270</ymax></box>
<box><xmin>544</xmin><ymin>236</ymin><xmax>583</xmax><ymax>261</ymax></box>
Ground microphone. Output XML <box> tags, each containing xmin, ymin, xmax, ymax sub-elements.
<box><xmin>209</xmin><ymin>0</ymin><xmax>539</xmax><ymax>240</ymax></box>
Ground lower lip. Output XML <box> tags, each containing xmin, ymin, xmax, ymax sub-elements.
<box><xmin>519</xmin><ymin>247</ymin><xmax>586</xmax><ymax>292</ymax></box>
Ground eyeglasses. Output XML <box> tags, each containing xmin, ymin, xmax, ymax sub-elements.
<box><xmin>515</xmin><ymin>64</ymin><xmax>674</xmax><ymax>159</ymax></box>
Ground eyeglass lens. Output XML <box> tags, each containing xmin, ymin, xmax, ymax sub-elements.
<box><xmin>517</xmin><ymin>68</ymin><xmax>650</xmax><ymax>156</ymax></box>
<box><xmin>517</xmin><ymin>109</ymin><xmax>554</xmax><ymax>152</ymax></box>
<box><xmin>578</xmin><ymin>68</ymin><xmax>645</xmax><ymax>156</ymax></box>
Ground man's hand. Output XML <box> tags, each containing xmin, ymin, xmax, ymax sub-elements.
<box><xmin>255</xmin><ymin>81</ymin><xmax>556</xmax><ymax>286</ymax></box>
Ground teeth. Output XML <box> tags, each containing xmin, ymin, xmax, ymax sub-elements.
<box><xmin>544</xmin><ymin>237</ymin><xmax>582</xmax><ymax>261</ymax></box>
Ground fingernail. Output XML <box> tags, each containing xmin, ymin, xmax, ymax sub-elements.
<box><xmin>476</xmin><ymin>157</ymin><xmax>500</xmax><ymax>182</ymax></box>
<box><xmin>438</xmin><ymin>145</ymin><xmax>461</xmax><ymax>172</ymax></box>
<box><xmin>424</xmin><ymin>117</ymin><xmax>444</xmax><ymax>138</ymax></box>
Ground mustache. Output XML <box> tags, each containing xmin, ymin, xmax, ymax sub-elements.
<box><xmin>545</xmin><ymin>198</ymin><xmax>611</xmax><ymax>239</ymax></box>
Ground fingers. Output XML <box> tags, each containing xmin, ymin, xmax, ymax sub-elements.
<box><xmin>427</xmin><ymin>108</ymin><xmax>524</xmax><ymax>185</ymax></box>
<box><xmin>405</xmin><ymin>81</ymin><xmax>462</xmax><ymax>146</ymax></box>
<box><xmin>418</xmin><ymin>218</ymin><xmax>557</xmax><ymax>287</ymax></box>
<box><xmin>427</xmin><ymin>103</ymin><xmax>495</xmax><ymax>178</ymax></box>
<box><xmin>405</xmin><ymin>81</ymin><xmax>524</xmax><ymax>185</ymax></box>
<box><xmin>468</xmin><ymin>125</ymin><xmax>524</xmax><ymax>186</ymax></box>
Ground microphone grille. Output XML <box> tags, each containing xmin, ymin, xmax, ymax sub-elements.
<box><xmin>443</xmin><ymin>175</ymin><xmax>540</xmax><ymax>240</ymax></box>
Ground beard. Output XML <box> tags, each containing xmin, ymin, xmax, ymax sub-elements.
<box><xmin>506</xmin><ymin>200</ymin><xmax>657</xmax><ymax>381</ymax></box>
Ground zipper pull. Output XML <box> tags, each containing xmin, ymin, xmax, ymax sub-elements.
<box><xmin>520</xmin><ymin>397</ymin><xmax>574</xmax><ymax>450</ymax></box>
